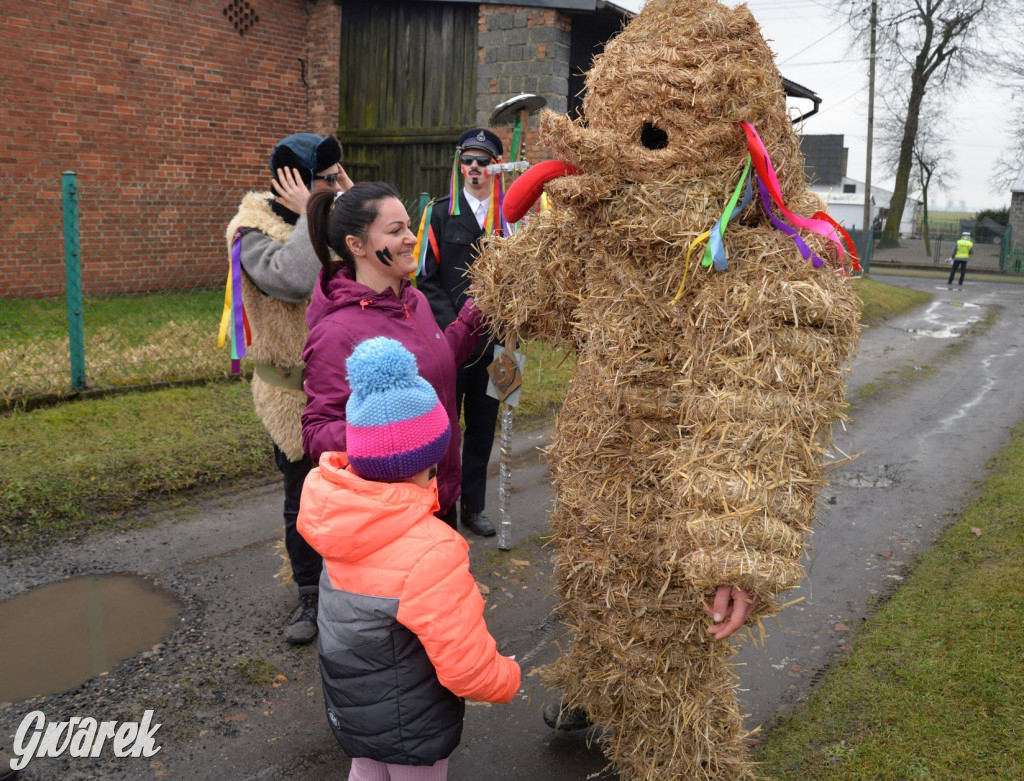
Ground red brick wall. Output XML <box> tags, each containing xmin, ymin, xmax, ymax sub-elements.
<box><xmin>0</xmin><ymin>0</ymin><xmax>341</xmax><ymax>299</ymax></box>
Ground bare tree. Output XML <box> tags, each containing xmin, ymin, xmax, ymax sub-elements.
<box><xmin>878</xmin><ymin>96</ymin><xmax>958</xmax><ymax>255</ymax></box>
<box><xmin>984</xmin><ymin>37</ymin><xmax>1024</xmax><ymax>190</ymax></box>
<box><xmin>838</xmin><ymin>0</ymin><xmax>999</xmax><ymax>247</ymax></box>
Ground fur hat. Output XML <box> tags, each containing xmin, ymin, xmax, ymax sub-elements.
<box><xmin>345</xmin><ymin>337</ymin><xmax>451</xmax><ymax>482</ymax></box>
<box><xmin>458</xmin><ymin>128</ymin><xmax>503</xmax><ymax>159</ymax></box>
<box><xmin>269</xmin><ymin>133</ymin><xmax>342</xmax><ymax>188</ymax></box>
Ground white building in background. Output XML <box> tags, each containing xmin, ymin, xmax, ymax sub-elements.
<box><xmin>810</xmin><ymin>178</ymin><xmax>921</xmax><ymax>237</ymax></box>
<box><xmin>799</xmin><ymin>134</ymin><xmax>920</xmax><ymax>235</ymax></box>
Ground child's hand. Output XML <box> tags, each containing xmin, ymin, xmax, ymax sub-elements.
<box><xmin>704</xmin><ymin>585</ymin><xmax>758</xmax><ymax>641</ymax></box>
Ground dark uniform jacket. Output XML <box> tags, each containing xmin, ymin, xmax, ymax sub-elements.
<box><xmin>416</xmin><ymin>191</ymin><xmax>496</xmax><ymax>360</ymax></box>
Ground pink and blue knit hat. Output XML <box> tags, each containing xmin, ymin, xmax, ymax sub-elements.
<box><xmin>345</xmin><ymin>337</ymin><xmax>451</xmax><ymax>482</ymax></box>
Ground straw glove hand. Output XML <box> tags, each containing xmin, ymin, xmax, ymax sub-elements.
<box><xmin>272</xmin><ymin>166</ymin><xmax>312</xmax><ymax>215</ymax></box>
<box><xmin>705</xmin><ymin>585</ymin><xmax>758</xmax><ymax>641</ymax></box>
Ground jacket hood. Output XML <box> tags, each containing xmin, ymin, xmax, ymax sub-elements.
<box><xmin>299</xmin><ymin>452</ymin><xmax>441</xmax><ymax>563</ymax></box>
<box><xmin>306</xmin><ymin>266</ymin><xmax>413</xmax><ymax>330</ymax></box>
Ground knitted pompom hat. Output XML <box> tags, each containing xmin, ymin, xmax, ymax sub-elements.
<box><xmin>345</xmin><ymin>337</ymin><xmax>451</xmax><ymax>482</ymax></box>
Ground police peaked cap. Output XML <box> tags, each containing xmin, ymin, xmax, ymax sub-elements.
<box><xmin>458</xmin><ymin>128</ymin><xmax>502</xmax><ymax>159</ymax></box>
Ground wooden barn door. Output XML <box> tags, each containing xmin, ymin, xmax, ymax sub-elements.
<box><xmin>337</xmin><ymin>1</ymin><xmax>478</xmax><ymax>211</ymax></box>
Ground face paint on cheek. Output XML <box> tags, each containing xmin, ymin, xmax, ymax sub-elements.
<box><xmin>462</xmin><ymin>165</ymin><xmax>491</xmax><ymax>181</ymax></box>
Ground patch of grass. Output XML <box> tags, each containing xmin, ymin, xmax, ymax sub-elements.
<box><xmin>755</xmin><ymin>421</ymin><xmax>1024</xmax><ymax>779</ymax></box>
<box><xmin>848</xmin><ymin>363</ymin><xmax>939</xmax><ymax>408</ymax></box>
<box><xmin>1</xmin><ymin>288</ymin><xmax>231</xmax><ymax>402</ymax></box>
<box><xmin>0</xmin><ymin>277</ymin><xmax>918</xmax><ymax>552</ymax></box>
<box><xmin>235</xmin><ymin>658</ymin><xmax>279</xmax><ymax>686</ymax></box>
<box><xmin>514</xmin><ymin>339</ymin><xmax>576</xmax><ymax>426</ymax></box>
<box><xmin>852</xmin><ymin>275</ymin><xmax>931</xmax><ymax>326</ymax></box>
<box><xmin>0</xmin><ymin>379</ymin><xmax>274</xmax><ymax>551</ymax></box>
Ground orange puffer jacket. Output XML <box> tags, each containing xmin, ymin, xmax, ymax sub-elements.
<box><xmin>298</xmin><ymin>452</ymin><xmax>521</xmax><ymax>765</ymax></box>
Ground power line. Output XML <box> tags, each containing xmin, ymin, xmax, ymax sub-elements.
<box><xmin>779</xmin><ymin>21</ymin><xmax>849</xmax><ymax>64</ymax></box>
<box><xmin>816</xmin><ymin>86</ymin><xmax>868</xmax><ymax>116</ymax></box>
<box><xmin>783</xmin><ymin>58</ymin><xmax>871</xmax><ymax>67</ymax></box>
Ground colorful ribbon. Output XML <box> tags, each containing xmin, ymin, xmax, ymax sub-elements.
<box><xmin>670</xmin><ymin>123</ymin><xmax>862</xmax><ymax>305</ymax></box>
<box><xmin>217</xmin><ymin>230</ymin><xmax>250</xmax><ymax>374</ymax></box>
<box><xmin>482</xmin><ymin>169</ymin><xmax>508</xmax><ymax>237</ymax></box>
<box><xmin>447</xmin><ymin>152</ymin><xmax>460</xmax><ymax>217</ymax></box>
<box><xmin>702</xmin><ymin>155</ymin><xmax>754</xmax><ymax>271</ymax></box>
<box><xmin>755</xmin><ymin>176</ymin><xmax>825</xmax><ymax>267</ymax></box>
<box><xmin>812</xmin><ymin>210</ymin><xmax>861</xmax><ymax>272</ymax></box>
<box><xmin>669</xmin><ymin>228</ymin><xmax>713</xmax><ymax>306</ymax></box>
<box><xmin>738</xmin><ymin>121</ymin><xmax>848</xmax><ymax>268</ymax></box>
<box><xmin>413</xmin><ymin>199</ymin><xmax>435</xmax><ymax>278</ymax></box>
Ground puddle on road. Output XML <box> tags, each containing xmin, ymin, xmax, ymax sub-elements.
<box><xmin>843</xmin><ymin>464</ymin><xmax>902</xmax><ymax>488</ymax></box>
<box><xmin>0</xmin><ymin>573</ymin><xmax>181</xmax><ymax>703</ymax></box>
<box><xmin>907</xmin><ymin>301</ymin><xmax>981</xmax><ymax>339</ymax></box>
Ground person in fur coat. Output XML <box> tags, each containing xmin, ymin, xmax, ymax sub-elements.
<box><xmin>224</xmin><ymin>133</ymin><xmax>353</xmax><ymax>645</ymax></box>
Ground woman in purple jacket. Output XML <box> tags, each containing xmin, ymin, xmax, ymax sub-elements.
<box><xmin>302</xmin><ymin>182</ymin><xmax>486</xmax><ymax>527</ymax></box>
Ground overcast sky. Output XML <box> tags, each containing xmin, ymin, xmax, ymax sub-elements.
<box><xmin>612</xmin><ymin>0</ymin><xmax>1016</xmax><ymax>212</ymax></box>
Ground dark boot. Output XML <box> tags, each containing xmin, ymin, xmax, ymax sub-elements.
<box><xmin>542</xmin><ymin>701</ymin><xmax>592</xmax><ymax>731</ymax></box>
<box><xmin>461</xmin><ymin>510</ymin><xmax>496</xmax><ymax>537</ymax></box>
<box><xmin>285</xmin><ymin>592</ymin><xmax>318</xmax><ymax>645</ymax></box>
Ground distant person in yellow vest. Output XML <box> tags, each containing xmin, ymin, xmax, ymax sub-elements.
<box><xmin>948</xmin><ymin>231</ymin><xmax>974</xmax><ymax>289</ymax></box>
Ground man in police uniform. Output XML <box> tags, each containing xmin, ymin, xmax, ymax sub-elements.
<box><xmin>948</xmin><ymin>230</ymin><xmax>974</xmax><ymax>289</ymax></box>
<box><xmin>416</xmin><ymin>128</ymin><xmax>504</xmax><ymax>537</ymax></box>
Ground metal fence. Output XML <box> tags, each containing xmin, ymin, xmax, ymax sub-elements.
<box><xmin>0</xmin><ymin>177</ymin><xmax>433</xmax><ymax>408</ymax></box>
<box><xmin>1</xmin><ymin>173</ymin><xmax>234</xmax><ymax>406</ymax></box>
<box><xmin>1000</xmin><ymin>224</ymin><xmax>1024</xmax><ymax>273</ymax></box>
<box><xmin>845</xmin><ymin>227</ymin><xmax>874</xmax><ymax>272</ymax></box>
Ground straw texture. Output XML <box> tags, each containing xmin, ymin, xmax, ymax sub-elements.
<box><xmin>471</xmin><ymin>1</ymin><xmax>860</xmax><ymax>778</ymax></box>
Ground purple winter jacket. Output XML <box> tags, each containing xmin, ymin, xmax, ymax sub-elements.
<box><xmin>301</xmin><ymin>266</ymin><xmax>485</xmax><ymax>514</ymax></box>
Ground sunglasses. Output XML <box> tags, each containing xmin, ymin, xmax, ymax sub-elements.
<box><xmin>313</xmin><ymin>172</ymin><xmax>341</xmax><ymax>185</ymax></box>
<box><xmin>460</xmin><ymin>156</ymin><xmax>492</xmax><ymax>167</ymax></box>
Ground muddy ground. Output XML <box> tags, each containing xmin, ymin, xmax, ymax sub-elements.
<box><xmin>2</xmin><ymin>271</ymin><xmax>1023</xmax><ymax>780</ymax></box>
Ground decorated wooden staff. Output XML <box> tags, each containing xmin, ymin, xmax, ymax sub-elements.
<box><xmin>489</xmin><ymin>92</ymin><xmax>546</xmax><ymax>168</ymax></box>
<box><xmin>485</xmin><ymin>93</ymin><xmax>546</xmax><ymax>550</ymax></box>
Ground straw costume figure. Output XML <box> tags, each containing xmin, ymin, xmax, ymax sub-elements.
<box><xmin>469</xmin><ymin>0</ymin><xmax>861</xmax><ymax>778</ymax></box>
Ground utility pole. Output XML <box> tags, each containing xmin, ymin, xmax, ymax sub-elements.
<box><xmin>862</xmin><ymin>0</ymin><xmax>877</xmax><ymax>242</ymax></box>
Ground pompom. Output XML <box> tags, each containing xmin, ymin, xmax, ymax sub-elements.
<box><xmin>346</xmin><ymin>337</ymin><xmax>419</xmax><ymax>395</ymax></box>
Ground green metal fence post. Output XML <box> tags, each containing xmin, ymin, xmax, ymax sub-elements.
<box><xmin>418</xmin><ymin>191</ymin><xmax>430</xmax><ymax>224</ymax></box>
<box><xmin>1001</xmin><ymin>223</ymin><xmax>1011</xmax><ymax>271</ymax></box>
<box><xmin>62</xmin><ymin>171</ymin><xmax>86</xmax><ymax>390</ymax></box>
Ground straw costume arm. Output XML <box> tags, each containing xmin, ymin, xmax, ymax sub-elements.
<box><xmin>469</xmin><ymin>213</ymin><xmax>586</xmax><ymax>349</ymax></box>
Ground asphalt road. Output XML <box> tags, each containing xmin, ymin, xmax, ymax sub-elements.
<box><xmin>3</xmin><ymin>271</ymin><xmax>1024</xmax><ymax>780</ymax></box>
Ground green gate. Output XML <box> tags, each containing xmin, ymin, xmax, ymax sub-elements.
<box><xmin>337</xmin><ymin>1</ymin><xmax>478</xmax><ymax>208</ymax></box>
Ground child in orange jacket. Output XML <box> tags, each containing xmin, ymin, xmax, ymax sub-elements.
<box><xmin>298</xmin><ymin>336</ymin><xmax>521</xmax><ymax>781</ymax></box>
